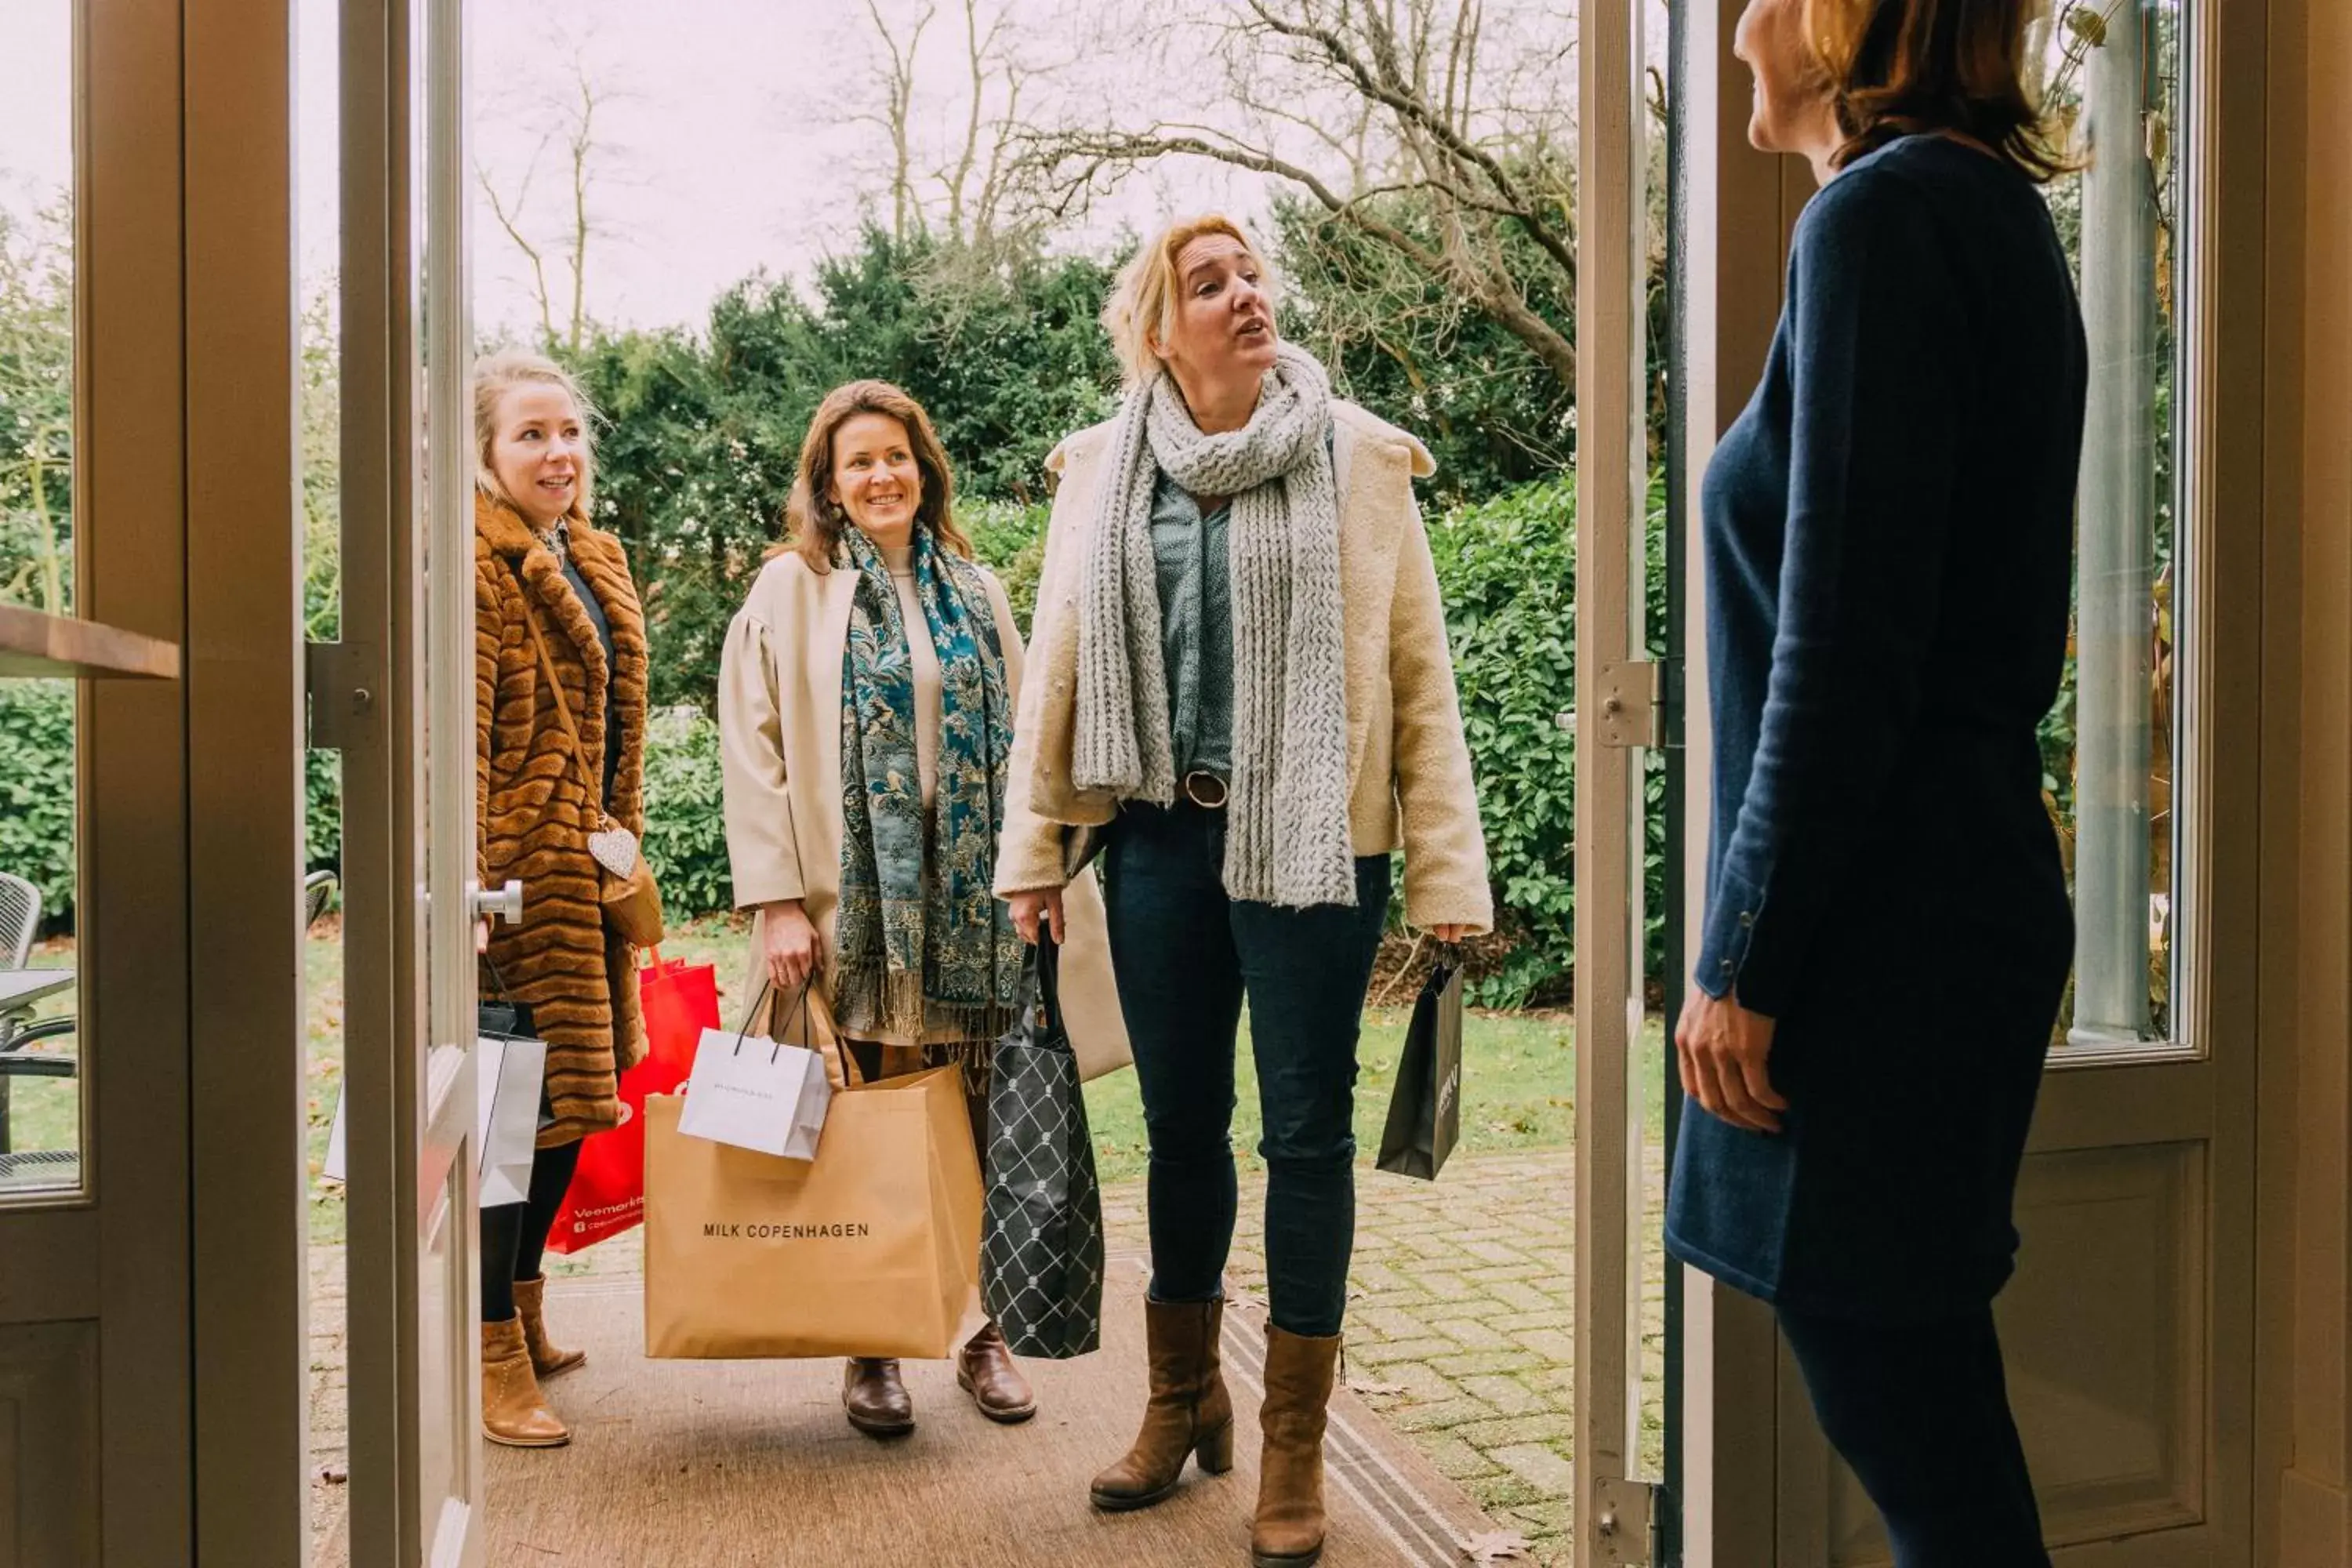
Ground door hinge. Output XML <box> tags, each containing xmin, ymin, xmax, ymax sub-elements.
<box><xmin>306</xmin><ymin>641</ymin><xmax>379</xmax><ymax>753</ymax></box>
<box><xmin>1592</xmin><ymin>1475</ymin><xmax>1659</xmax><ymax>1566</ymax></box>
<box><xmin>1557</xmin><ymin>659</ymin><xmax>1668</xmax><ymax>750</ymax></box>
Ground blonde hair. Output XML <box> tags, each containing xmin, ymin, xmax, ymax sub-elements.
<box><xmin>780</xmin><ymin>380</ymin><xmax>977</xmax><ymax>574</ymax></box>
<box><xmin>473</xmin><ymin>347</ymin><xmax>601</xmax><ymax>524</ymax></box>
<box><xmin>1101</xmin><ymin>215</ymin><xmax>1276</xmax><ymax>390</ymax></box>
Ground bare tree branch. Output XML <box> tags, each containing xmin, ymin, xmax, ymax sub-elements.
<box><xmin>1011</xmin><ymin>0</ymin><xmax>1579</xmax><ymax>394</ymax></box>
<box><xmin>476</xmin><ymin>133</ymin><xmax>558</xmax><ymax>347</ymax></box>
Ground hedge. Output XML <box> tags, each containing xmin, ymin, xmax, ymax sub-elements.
<box><xmin>0</xmin><ymin>478</ymin><xmax>1654</xmax><ymax>1004</ymax></box>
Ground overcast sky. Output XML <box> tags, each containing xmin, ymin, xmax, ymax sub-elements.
<box><xmin>0</xmin><ymin>0</ymin><xmax>1277</xmax><ymax>337</ymax></box>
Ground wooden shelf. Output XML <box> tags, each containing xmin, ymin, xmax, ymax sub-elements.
<box><xmin>0</xmin><ymin>604</ymin><xmax>180</xmax><ymax>680</ymax></box>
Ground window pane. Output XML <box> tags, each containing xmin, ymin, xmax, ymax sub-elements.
<box><xmin>0</xmin><ymin>0</ymin><xmax>85</xmax><ymax>1196</ymax></box>
<box><xmin>2038</xmin><ymin>0</ymin><xmax>2185</xmax><ymax>1049</ymax></box>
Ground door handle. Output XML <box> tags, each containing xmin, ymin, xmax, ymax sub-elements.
<box><xmin>467</xmin><ymin>879</ymin><xmax>524</xmax><ymax>925</ymax></box>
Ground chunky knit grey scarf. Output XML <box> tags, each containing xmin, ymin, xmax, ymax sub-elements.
<box><xmin>1075</xmin><ymin>340</ymin><xmax>1355</xmax><ymax>908</ymax></box>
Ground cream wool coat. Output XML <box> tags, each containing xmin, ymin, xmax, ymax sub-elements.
<box><xmin>717</xmin><ymin>547</ymin><xmax>1131</xmax><ymax>1069</ymax></box>
<box><xmin>995</xmin><ymin>401</ymin><xmax>1495</xmax><ymax>935</ymax></box>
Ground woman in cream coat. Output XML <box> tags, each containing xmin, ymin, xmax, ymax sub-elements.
<box><xmin>997</xmin><ymin>216</ymin><xmax>1490</xmax><ymax>1568</ymax></box>
<box><xmin>717</xmin><ymin>379</ymin><xmax>1126</xmax><ymax>1442</ymax></box>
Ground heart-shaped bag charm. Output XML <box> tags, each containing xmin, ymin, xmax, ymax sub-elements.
<box><xmin>587</xmin><ymin>822</ymin><xmax>640</xmax><ymax>879</ymax></box>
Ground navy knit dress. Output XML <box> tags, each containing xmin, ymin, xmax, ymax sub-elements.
<box><xmin>1664</xmin><ymin>135</ymin><xmax>2089</xmax><ymax>1323</ymax></box>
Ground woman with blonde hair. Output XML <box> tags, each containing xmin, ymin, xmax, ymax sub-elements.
<box><xmin>1668</xmin><ymin>0</ymin><xmax>2086</xmax><ymax>1560</ymax></box>
<box><xmin>717</xmin><ymin>379</ymin><xmax>1124</xmax><ymax>1437</ymax></box>
<box><xmin>470</xmin><ymin>347</ymin><xmax>653</xmax><ymax>1448</ymax></box>
<box><xmin>997</xmin><ymin>216</ymin><xmax>1490</xmax><ymax>1567</ymax></box>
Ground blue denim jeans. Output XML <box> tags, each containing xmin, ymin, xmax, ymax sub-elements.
<box><xmin>1101</xmin><ymin>802</ymin><xmax>1390</xmax><ymax>1338</ymax></box>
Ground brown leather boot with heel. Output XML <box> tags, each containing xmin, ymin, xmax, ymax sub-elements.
<box><xmin>513</xmin><ymin>1276</ymin><xmax>586</xmax><ymax>1379</ymax></box>
<box><xmin>1251</xmin><ymin>1325</ymin><xmax>1341</xmax><ymax>1567</ymax></box>
<box><xmin>1090</xmin><ymin>1297</ymin><xmax>1236</xmax><ymax>1512</ymax></box>
<box><xmin>481</xmin><ymin>1317</ymin><xmax>569</xmax><ymax>1448</ymax></box>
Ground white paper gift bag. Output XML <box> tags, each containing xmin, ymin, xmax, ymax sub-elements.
<box><xmin>476</xmin><ymin>1032</ymin><xmax>549</xmax><ymax>1207</ymax></box>
<box><xmin>677</xmin><ymin>978</ymin><xmax>833</xmax><ymax>1160</ymax></box>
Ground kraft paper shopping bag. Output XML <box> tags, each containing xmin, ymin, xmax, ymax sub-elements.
<box><xmin>643</xmin><ymin>1058</ymin><xmax>983</xmax><ymax>1360</ymax></box>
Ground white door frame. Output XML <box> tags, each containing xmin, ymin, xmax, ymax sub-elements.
<box><xmin>1571</xmin><ymin>0</ymin><xmax>1662</xmax><ymax>1559</ymax></box>
<box><xmin>336</xmin><ymin>0</ymin><xmax>485</xmax><ymax>1559</ymax></box>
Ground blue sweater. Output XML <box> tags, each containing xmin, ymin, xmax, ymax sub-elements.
<box><xmin>1693</xmin><ymin>135</ymin><xmax>2086</xmax><ymax>1022</ymax></box>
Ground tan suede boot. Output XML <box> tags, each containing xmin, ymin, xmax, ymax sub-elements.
<box><xmin>513</xmin><ymin>1276</ymin><xmax>586</xmax><ymax>1379</ymax></box>
<box><xmin>1251</xmin><ymin>1326</ymin><xmax>1341</xmax><ymax>1567</ymax></box>
<box><xmin>1090</xmin><ymin>1298</ymin><xmax>1236</xmax><ymax>1512</ymax></box>
<box><xmin>481</xmin><ymin>1317</ymin><xmax>568</xmax><ymax>1448</ymax></box>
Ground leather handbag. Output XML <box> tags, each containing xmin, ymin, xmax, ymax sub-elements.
<box><xmin>524</xmin><ymin>612</ymin><xmax>666</xmax><ymax>949</ymax></box>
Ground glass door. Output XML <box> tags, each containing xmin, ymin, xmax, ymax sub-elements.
<box><xmin>336</xmin><ymin>0</ymin><xmax>485</xmax><ymax>1560</ymax></box>
<box><xmin>1572</xmin><ymin>0</ymin><xmax>1665</xmax><ymax>1560</ymax></box>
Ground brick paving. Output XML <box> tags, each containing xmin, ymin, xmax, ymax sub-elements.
<box><xmin>307</xmin><ymin>1149</ymin><xmax>1664</xmax><ymax>1567</ymax></box>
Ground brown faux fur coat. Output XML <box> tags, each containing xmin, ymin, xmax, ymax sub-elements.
<box><xmin>474</xmin><ymin>492</ymin><xmax>652</xmax><ymax>1147</ymax></box>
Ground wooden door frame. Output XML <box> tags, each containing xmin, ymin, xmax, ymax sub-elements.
<box><xmin>184</xmin><ymin>0</ymin><xmax>312</xmax><ymax>1555</ymax></box>
<box><xmin>2258</xmin><ymin>0</ymin><xmax>2352</xmax><ymax>1559</ymax></box>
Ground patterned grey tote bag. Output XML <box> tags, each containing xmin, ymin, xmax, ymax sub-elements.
<box><xmin>981</xmin><ymin>934</ymin><xmax>1105</xmax><ymax>1358</ymax></box>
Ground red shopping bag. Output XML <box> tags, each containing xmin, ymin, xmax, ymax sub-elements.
<box><xmin>547</xmin><ymin>949</ymin><xmax>718</xmax><ymax>1254</ymax></box>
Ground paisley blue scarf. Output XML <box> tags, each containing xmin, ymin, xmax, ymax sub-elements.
<box><xmin>834</xmin><ymin>524</ymin><xmax>1020</xmax><ymax>1040</ymax></box>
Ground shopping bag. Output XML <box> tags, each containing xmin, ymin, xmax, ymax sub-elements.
<box><xmin>1376</xmin><ymin>953</ymin><xmax>1465</xmax><ymax>1180</ymax></box>
<box><xmin>546</xmin><ymin>949</ymin><xmax>714</xmax><ymax>1254</ymax></box>
<box><xmin>981</xmin><ymin>936</ymin><xmax>1105</xmax><ymax>1359</ymax></box>
<box><xmin>643</xmin><ymin>1054</ymin><xmax>984</xmax><ymax>1360</ymax></box>
<box><xmin>321</xmin><ymin>999</ymin><xmax>537</xmax><ymax>1189</ymax></box>
<box><xmin>475</xmin><ymin>1026</ymin><xmax>550</xmax><ymax>1209</ymax></box>
<box><xmin>677</xmin><ymin>978</ymin><xmax>833</xmax><ymax>1160</ymax></box>
<box><xmin>1057</xmin><ymin>865</ymin><xmax>1134</xmax><ymax>1084</ymax></box>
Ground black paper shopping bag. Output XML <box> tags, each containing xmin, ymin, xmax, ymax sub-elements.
<box><xmin>1376</xmin><ymin>956</ymin><xmax>1464</xmax><ymax>1180</ymax></box>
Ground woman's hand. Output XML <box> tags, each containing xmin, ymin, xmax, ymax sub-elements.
<box><xmin>1007</xmin><ymin>887</ymin><xmax>1065</xmax><ymax>946</ymax></box>
<box><xmin>760</xmin><ymin>899</ymin><xmax>826</xmax><ymax>991</ymax></box>
<box><xmin>1675</xmin><ymin>985</ymin><xmax>1788</xmax><ymax>1134</ymax></box>
<box><xmin>1431</xmin><ymin>924</ymin><xmax>1471</xmax><ymax>945</ymax></box>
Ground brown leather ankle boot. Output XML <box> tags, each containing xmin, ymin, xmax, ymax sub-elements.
<box><xmin>513</xmin><ymin>1276</ymin><xmax>586</xmax><ymax>1379</ymax></box>
<box><xmin>481</xmin><ymin>1317</ymin><xmax>568</xmax><ymax>1448</ymax></box>
<box><xmin>1251</xmin><ymin>1325</ymin><xmax>1340</xmax><ymax>1567</ymax></box>
<box><xmin>842</xmin><ymin>1358</ymin><xmax>915</xmax><ymax>1438</ymax></box>
<box><xmin>1090</xmin><ymin>1297</ymin><xmax>1236</xmax><ymax>1512</ymax></box>
<box><xmin>957</xmin><ymin>1321</ymin><xmax>1038</xmax><ymax>1423</ymax></box>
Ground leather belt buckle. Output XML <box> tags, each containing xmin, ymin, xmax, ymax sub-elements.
<box><xmin>1181</xmin><ymin>771</ymin><xmax>1229</xmax><ymax>809</ymax></box>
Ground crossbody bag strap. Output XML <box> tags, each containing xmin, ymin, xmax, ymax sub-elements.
<box><xmin>521</xmin><ymin>606</ymin><xmax>607</xmax><ymax>822</ymax></box>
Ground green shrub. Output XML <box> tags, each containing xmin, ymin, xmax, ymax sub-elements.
<box><xmin>640</xmin><ymin>704</ymin><xmax>732</xmax><ymax>924</ymax></box>
<box><xmin>0</xmin><ymin>681</ymin><xmax>74</xmax><ymax>925</ymax></box>
<box><xmin>964</xmin><ymin>497</ymin><xmax>1048</xmax><ymax>637</ymax></box>
<box><xmin>1430</xmin><ymin>481</ymin><xmax>1579</xmax><ymax>1004</ymax></box>
<box><xmin>1427</xmin><ymin>474</ymin><xmax>1671</xmax><ymax>1007</ymax></box>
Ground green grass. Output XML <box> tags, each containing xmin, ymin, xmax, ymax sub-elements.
<box><xmin>652</xmin><ymin>916</ymin><xmax>1670</xmax><ymax>1187</ymax></box>
<box><xmin>15</xmin><ymin>916</ymin><xmax>1672</xmax><ymax>1240</ymax></box>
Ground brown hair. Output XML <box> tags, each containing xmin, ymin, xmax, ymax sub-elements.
<box><xmin>781</xmin><ymin>380</ymin><xmax>975</xmax><ymax>572</ymax></box>
<box><xmin>1808</xmin><ymin>0</ymin><xmax>2074</xmax><ymax>183</ymax></box>
<box><xmin>473</xmin><ymin>347</ymin><xmax>601</xmax><ymax>525</ymax></box>
<box><xmin>1102</xmin><ymin>215</ymin><xmax>1278</xmax><ymax>390</ymax></box>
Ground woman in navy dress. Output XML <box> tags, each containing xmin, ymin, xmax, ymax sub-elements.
<box><xmin>1667</xmin><ymin>0</ymin><xmax>2087</xmax><ymax>1563</ymax></box>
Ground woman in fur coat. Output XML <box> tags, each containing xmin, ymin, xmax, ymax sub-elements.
<box><xmin>470</xmin><ymin>348</ymin><xmax>652</xmax><ymax>1449</ymax></box>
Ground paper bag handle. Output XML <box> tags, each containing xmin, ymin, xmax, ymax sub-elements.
<box><xmin>737</xmin><ymin>972</ymin><xmax>862</xmax><ymax>1087</ymax></box>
